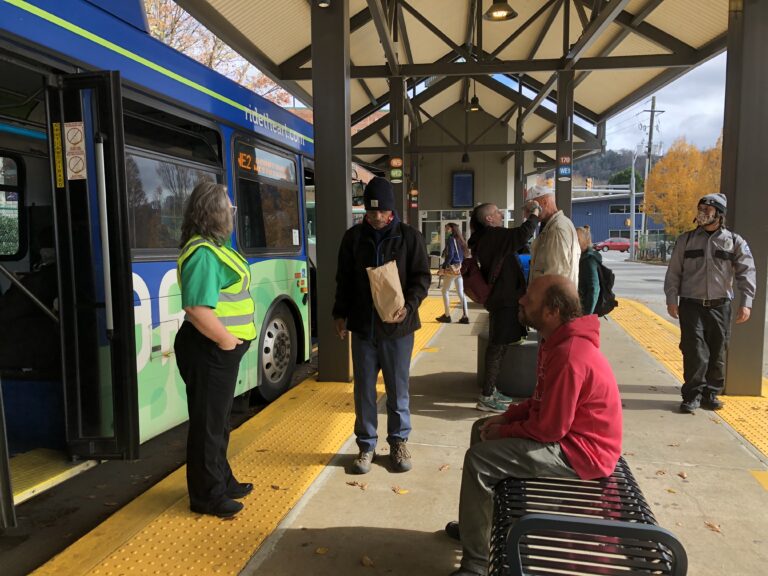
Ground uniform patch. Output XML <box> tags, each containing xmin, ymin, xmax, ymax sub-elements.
<box><xmin>371</xmin><ymin>199</ymin><xmax>379</xmax><ymax>208</ymax></box>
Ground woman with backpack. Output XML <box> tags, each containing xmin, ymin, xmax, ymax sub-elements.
<box><xmin>436</xmin><ymin>222</ymin><xmax>470</xmax><ymax>324</ymax></box>
<box><xmin>576</xmin><ymin>225</ymin><xmax>601</xmax><ymax>315</ymax></box>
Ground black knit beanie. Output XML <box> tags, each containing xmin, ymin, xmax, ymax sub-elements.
<box><xmin>363</xmin><ymin>177</ymin><xmax>396</xmax><ymax>212</ymax></box>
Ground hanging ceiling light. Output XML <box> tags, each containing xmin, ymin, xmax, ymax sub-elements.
<box><xmin>316</xmin><ymin>0</ymin><xmax>331</xmax><ymax>7</ymax></box>
<box><xmin>461</xmin><ymin>151</ymin><xmax>470</xmax><ymax>163</ymax></box>
<box><xmin>483</xmin><ymin>1</ymin><xmax>518</xmax><ymax>21</ymax></box>
<box><xmin>469</xmin><ymin>80</ymin><xmax>481</xmax><ymax>112</ymax></box>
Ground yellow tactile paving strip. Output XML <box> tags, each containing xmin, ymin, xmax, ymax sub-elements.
<box><xmin>32</xmin><ymin>297</ymin><xmax>446</xmax><ymax>576</ymax></box>
<box><xmin>11</xmin><ymin>449</ymin><xmax>98</xmax><ymax>505</ymax></box>
<box><xmin>612</xmin><ymin>298</ymin><xmax>768</xmax><ymax>458</ymax></box>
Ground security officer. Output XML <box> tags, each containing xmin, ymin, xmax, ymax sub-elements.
<box><xmin>664</xmin><ymin>193</ymin><xmax>756</xmax><ymax>414</ymax></box>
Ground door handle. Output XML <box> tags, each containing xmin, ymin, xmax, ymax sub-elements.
<box><xmin>94</xmin><ymin>135</ymin><xmax>114</xmax><ymax>336</ymax></box>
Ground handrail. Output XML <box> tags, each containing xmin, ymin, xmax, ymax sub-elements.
<box><xmin>0</xmin><ymin>262</ymin><xmax>58</xmax><ymax>324</ymax></box>
<box><xmin>94</xmin><ymin>135</ymin><xmax>114</xmax><ymax>336</ymax></box>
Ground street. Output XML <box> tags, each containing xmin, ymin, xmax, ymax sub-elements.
<box><xmin>601</xmin><ymin>250</ymin><xmax>768</xmax><ymax>378</ymax></box>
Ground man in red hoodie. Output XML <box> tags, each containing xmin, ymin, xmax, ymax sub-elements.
<box><xmin>447</xmin><ymin>275</ymin><xmax>622</xmax><ymax>576</ymax></box>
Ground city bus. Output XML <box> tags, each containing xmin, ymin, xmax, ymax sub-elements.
<box><xmin>0</xmin><ymin>0</ymin><xmax>319</xmax><ymax>526</ymax></box>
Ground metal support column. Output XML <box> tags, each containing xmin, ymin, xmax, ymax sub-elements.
<box><xmin>513</xmin><ymin>114</ymin><xmax>525</xmax><ymax>224</ymax></box>
<box><xmin>312</xmin><ymin>0</ymin><xmax>353</xmax><ymax>382</ymax></box>
<box><xmin>721</xmin><ymin>0</ymin><xmax>768</xmax><ymax>396</ymax></box>
<box><xmin>389</xmin><ymin>76</ymin><xmax>407</xmax><ymax>218</ymax></box>
<box><xmin>555</xmin><ymin>70</ymin><xmax>575</xmax><ymax>217</ymax></box>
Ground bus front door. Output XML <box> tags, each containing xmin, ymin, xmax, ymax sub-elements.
<box><xmin>46</xmin><ymin>71</ymin><xmax>138</xmax><ymax>460</ymax></box>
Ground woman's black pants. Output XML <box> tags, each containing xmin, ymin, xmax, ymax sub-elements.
<box><xmin>174</xmin><ymin>321</ymin><xmax>250</xmax><ymax>510</ymax></box>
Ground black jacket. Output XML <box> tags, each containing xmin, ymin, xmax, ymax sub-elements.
<box><xmin>468</xmin><ymin>216</ymin><xmax>538</xmax><ymax>311</ymax></box>
<box><xmin>333</xmin><ymin>220</ymin><xmax>431</xmax><ymax>340</ymax></box>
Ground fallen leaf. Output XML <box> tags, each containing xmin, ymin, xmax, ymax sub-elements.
<box><xmin>649</xmin><ymin>386</ymin><xmax>658</xmax><ymax>391</ymax></box>
<box><xmin>655</xmin><ymin>470</ymin><xmax>667</xmax><ymax>476</ymax></box>
<box><xmin>667</xmin><ymin>443</ymin><xmax>680</xmax><ymax>447</ymax></box>
<box><xmin>709</xmin><ymin>418</ymin><xmax>721</xmax><ymax>425</ymax></box>
<box><xmin>315</xmin><ymin>547</ymin><xmax>329</xmax><ymax>555</ymax></box>
<box><xmin>438</xmin><ymin>464</ymin><xmax>450</xmax><ymax>472</ymax></box>
<box><xmin>391</xmin><ymin>485</ymin><xmax>409</xmax><ymax>495</ymax></box>
<box><xmin>666</xmin><ymin>488</ymin><xmax>677</xmax><ymax>494</ymax></box>
<box><xmin>271</xmin><ymin>484</ymin><xmax>287</xmax><ymax>490</ymax></box>
<box><xmin>623</xmin><ymin>451</ymin><xmax>635</xmax><ymax>456</ymax></box>
<box><xmin>677</xmin><ymin>471</ymin><xmax>688</xmax><ymax>480</ymax></box>
<box><xmin>361</xmin><ymin>555</ymin><xmax>375</xmax><ymax>567</ymax></box>
<box><xmin>346</xmin><ymin>481</ymin><xmax>369</xmax><ymax>491</ymax></box>
<box><xmin>256</xmin><ymin>449</ymin><xmax>269</xmax><ymax>452</ymax></box>
<box><xmin>704</xmin><ymin>521</ymin><xmax>722</xmax><ymax>534</ymax></box>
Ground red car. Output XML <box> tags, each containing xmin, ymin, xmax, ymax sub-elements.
<box><xmin>593</xmin><ymin>238</ymin><xmax>638</xmax><ymax>252</ymax></box>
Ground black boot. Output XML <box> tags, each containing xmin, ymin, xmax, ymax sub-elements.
<box><xmin>701</xmin><ymin>393</ymin><xmax>724</xmax><ymax>411</ymax></box>
<box><xmin>679</xmin><ymin>395</ymin><xmax>701</xmax><ymax>414</ymax></box>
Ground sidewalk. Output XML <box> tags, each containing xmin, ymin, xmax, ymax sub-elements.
<box><xmin>244</xmin><ymin>300</ymin><xmax>768</xmax><ymax>576</ymax></box>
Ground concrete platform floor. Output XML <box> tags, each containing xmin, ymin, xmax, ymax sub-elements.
<box><xmin>243</xmin><ymin>297</ymin><xmax>768</xmax><ymax>576</ymax></box>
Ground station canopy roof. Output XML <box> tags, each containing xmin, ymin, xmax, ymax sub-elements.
<box><xmin>175</xmin><ymin>0</ymin><xmax>728</xmax><ymax>164</ymax></box>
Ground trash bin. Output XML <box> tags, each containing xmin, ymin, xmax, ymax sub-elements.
<box><xmin>477</xmin><ymin>329</ymin><xmax>538</xmax><ymax>399</ymax></box>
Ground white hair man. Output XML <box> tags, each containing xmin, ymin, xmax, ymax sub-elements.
<box><xmin>525</xmin><ymin>185</ymin><xmax>580</xmax><ymax>286</ymax></box>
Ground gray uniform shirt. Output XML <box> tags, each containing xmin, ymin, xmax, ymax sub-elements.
<box><xmin>664</xmin><ymin>226</ymin><xmax>756</xmax><ymax>308</ymax></box>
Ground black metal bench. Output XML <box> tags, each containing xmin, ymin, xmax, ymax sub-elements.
<box><xmin>489</xmin><ymin>457</ymin><xmax>688</xmax><ymax>575</ymax></box>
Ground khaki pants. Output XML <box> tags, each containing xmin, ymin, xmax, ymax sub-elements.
<box><xmin>458</xmin><ymin>417</ymin><xmax>577</xmax><ymax>575</ymax></box>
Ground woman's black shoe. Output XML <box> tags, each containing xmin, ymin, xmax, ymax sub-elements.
<box><xmin>445</xmin><ymin>521</ymin><xmax>461</xmax><ymax>541</ymax></box>
<box><xmin>191</xmin><ymin>498</ymin><xmax>244</xmax><ymax>518</ymax></box>
<box><xmin>436</xmin><ymin>314</ymin><xmax>452</xmax><ymax>323</ymax></box>
<box><xmin>227</xmin><ymin>482</ymin><xmax>254</xmax><ymax>499</ymax></box>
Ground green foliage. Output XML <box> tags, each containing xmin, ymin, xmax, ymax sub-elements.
<box><xmin>608</xmin><ymin>168</ymin><xmax>644</xmax><ymax>191</ymax></box>
<box><xmin>0</xmin><ymin>213</ymin><xmax>19</xmax><ymax>255</ymax></box>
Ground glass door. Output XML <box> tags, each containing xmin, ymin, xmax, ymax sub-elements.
<box><xmin>46</xmin><ymin>71</ymin><xmax>138</xmax><ymax>460</ymax></box>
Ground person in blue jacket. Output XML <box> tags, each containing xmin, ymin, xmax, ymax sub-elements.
<box><xmin>436</xmin><ymin>222</ymin><xmax>470</xmax><ymax>324</ymax></box>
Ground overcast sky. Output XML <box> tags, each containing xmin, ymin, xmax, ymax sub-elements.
<box><xmin>604</xmin><ymin>52</ymin><xmax>726</xmax><ymax>153</ymax></box>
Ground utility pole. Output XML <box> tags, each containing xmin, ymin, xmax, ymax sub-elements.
<box><xmin>642</xmin><ymin>96</ymin><xmax>664</xmax><ymax>240</ymax></box>
<box><xmin>629</xmin><ymin>147</ymin><xmax>640</xmax><ymax>260</ymax></box>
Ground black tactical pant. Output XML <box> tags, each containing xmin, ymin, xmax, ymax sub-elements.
<box><xmin>678</xmin><ymin>299</ymin><xmax>731</xmax><ymax>401</ymax></box>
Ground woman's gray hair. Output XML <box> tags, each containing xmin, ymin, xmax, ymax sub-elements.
<box><xmin>179</xmin><ymin>181</ymin><xmax>232</xmax><ymax>247</ymax></box>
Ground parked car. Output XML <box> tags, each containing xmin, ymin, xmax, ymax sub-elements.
<box><xmin>593</xmin><ymin>237</ymin><xmax>638</xmax><ymax>252</ymax></box>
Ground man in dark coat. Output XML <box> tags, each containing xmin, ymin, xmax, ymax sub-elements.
<box><xmin>469</xmin><ymin>202</ymin><xmax>540</xmax><ymax>412</ymax></box>
<box><xmin>333</xmin><ymin>177</ymin><xmax>431</xmax><ymax>474</ymax></box>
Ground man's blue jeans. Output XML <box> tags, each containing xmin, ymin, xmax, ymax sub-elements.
<box><xmin>351</xmin><ymin>332</ymin><xmax>414</xmax><ymax>452</ymax></box>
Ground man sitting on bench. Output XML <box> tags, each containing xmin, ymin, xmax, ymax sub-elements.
<box><xmin>447</xmin><ymin>275</ymin><xmax>623</xmax><ymax>576</ymax></box>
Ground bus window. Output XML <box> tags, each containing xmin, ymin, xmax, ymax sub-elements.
<box><xmin>125</xmin><ymin>152</ymin><xmax>216</xmax><ymax>252</ymax></box>
<box><xmin>0</xmin><ymin>155</ymin><xmax>22</xmax><ymax>259</ymax></box>
<box><xmin>234</xmin><ymin>140</ymin><xmax>300</xmax><ymax>254</ymax></box>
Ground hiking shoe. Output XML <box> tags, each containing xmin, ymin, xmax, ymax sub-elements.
<box><xmin>493</xmin><ymin>390</ymin><xmax>515</xmax><ymax>404</ymax></box>
<box><xmin>701</xmin><ymin>394</ymin><xmax>724</xmax><ymax>411</ymax></box>
<box><xmin>389</xmin><ymin>440</ymin><xmax>412</xmax><ymax>473</ymax></box>
<box><xmin>476</xmin><ymin>394</ymin><xmax>507</xmax><ymax>413</ymax></box>
<box><xmin>458</xmin><ymin>316</ymin><xmax>470</xmax><ymax>324</ymax></box>
<box><xmin>350</xmin><ymin>450</ymin><xmax>375</xmax><ymax>474</ymax></box>
<box><xmin>679</xmin><ymin>396</ymin><xmax>701</xmax><ymax>414</ymax></box>
<box><xmin>436</xmin><ymin>314</ymin><xmax>452</xmax><ymax>323</ymax></box>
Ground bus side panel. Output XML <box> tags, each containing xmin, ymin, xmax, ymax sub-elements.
<box><xmin>132</xmin><ymin>259</ymin><xmax>309</xmax><ymax>443</ymax></box>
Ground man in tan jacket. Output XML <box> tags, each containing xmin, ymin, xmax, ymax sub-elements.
<box><xmin>526</xmin><ymin>185</ymin><xmax>580</xmax><ymax>286</ymax></box>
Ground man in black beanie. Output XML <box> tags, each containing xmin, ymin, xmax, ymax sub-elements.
<box><xmin>333</xmin><ymin>176</ymin><xmax>430</xmax><ymax>474</ymax></box>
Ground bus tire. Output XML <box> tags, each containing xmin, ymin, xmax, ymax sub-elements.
<box><xmin>255</xmin><ymin>302</ymin><xmax>297</xmax><ymax>402</ymax></box>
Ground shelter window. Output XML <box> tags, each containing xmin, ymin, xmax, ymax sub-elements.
<box><xmin>234</xmin><ymin>139</ymin><xmax>300</xmax><ymax>255</ymax></box>
<box><xmin>0</xmin><ymin>155</ymin><xmax>23</xmax><ymax>259</ymax></box>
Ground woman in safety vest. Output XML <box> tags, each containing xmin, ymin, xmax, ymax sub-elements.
<box><xmin>174</xmin><ymin>181</ymin><xmax>256</xmax><ymax>519</ymax></box>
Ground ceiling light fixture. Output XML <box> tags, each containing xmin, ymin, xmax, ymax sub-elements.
<box><xmin>469</xmin><ymin>80</ymin><xmax>481</xmax><ymax>112</ymax></box>
<box><xmin>461</xmin><ymin>151</ymin><xmax>470</xmax><ymax>163</ymax></box>
<box><xmin>483</xmin><ymin>1</ymin><xmax>518</xmax><ymax>21</ymax></box>
<box><xmin>316</xmin><ymin>0</ymin><xmax>331</xmax><ymax>8</ymax></box>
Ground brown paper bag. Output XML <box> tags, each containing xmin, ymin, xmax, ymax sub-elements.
<box><xmin>366</xmin><ymin>260</ymin><xmax>405</xmax><ymax>323</ymax></box>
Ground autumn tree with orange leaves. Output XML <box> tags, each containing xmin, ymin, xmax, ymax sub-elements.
<box><xmin>144</xmin><ymin>0</ymin><xmax>292</xmax><ymax>106</ymax></box>
<box><xmin>645</xmin><ymin>136</ymin><xmax>723</xmax><ymax>236</ymax></box>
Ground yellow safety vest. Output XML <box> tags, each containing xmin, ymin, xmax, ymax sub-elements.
<box><xmin>177</xmin><ymin>235</ymin><xmax>257</xmax><ymax>340</ymax></box>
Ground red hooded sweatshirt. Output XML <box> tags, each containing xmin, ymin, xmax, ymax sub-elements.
<box><xmin>498</xmin><ymin>315</ymin><xmax>622</xmax><ymax>479</ymax></box>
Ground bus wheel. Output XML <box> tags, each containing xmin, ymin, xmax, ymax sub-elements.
<box><xmin>256</xmin><ymin>302</ymin><xmax>297</xmax><ymax>402</ymax></box>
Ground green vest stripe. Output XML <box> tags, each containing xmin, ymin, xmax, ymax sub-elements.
<box><xmin>177</xmin><ymin>235</ymin><xmax>257</xmax><ymax>340</ymax></box>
